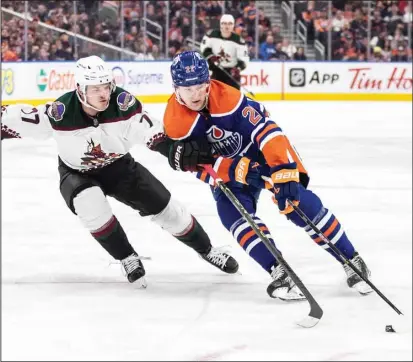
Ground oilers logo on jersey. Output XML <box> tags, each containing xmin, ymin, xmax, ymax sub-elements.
<box><xmin>206</xmin><ymin>125</ymin><xmax>243</xmax><ymax>158</ymax></box>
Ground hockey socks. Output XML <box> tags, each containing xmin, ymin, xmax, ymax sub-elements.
<box><xmin>286</xmin><ymin>187</ymin><xmax>356</xmax><ymax>263</ymax></box>
<box><xmin>230</xmin><ymin>216</ymin><xmax>280</xmax><ymax>272</ymax></box>
<box><xmin>91</xmin><ymin>216</ymin><xmax>136</xmax><ymax>260</ymax></box>
<box><xmin>303</xmin><ymin>207</ymin><xmax>355</xmax><ymax>262</ymax></box>
<box><xmin>173</xmin><ymin>216</ymin><xmax>212</xmax><ymax>254</ymax></box>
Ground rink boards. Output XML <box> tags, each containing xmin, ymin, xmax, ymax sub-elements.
<box><xmin>2</xmin><ymin>61</ymin><xmax>412</xmax><ymax>104</ymax></box>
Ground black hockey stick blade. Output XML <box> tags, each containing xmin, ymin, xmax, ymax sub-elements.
<box><xmin>277</xmin><ymin>256</ymin><xmax>323</xmax><ymax>328</ymax></box>
<box><xmin>297</xmin><ymin>299</ymin><xmax>323</xmax><ymax>328</ymax></box>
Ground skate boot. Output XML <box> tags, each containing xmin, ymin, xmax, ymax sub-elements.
<box><xmin>199</xmin><ymin>246</ymin><xmax>239</xmax><ymax>274</ymax></box>
<box><xmin>121</xmin><ymin>253</ymin><xmax>147</xmax><ymax>287</ymax></box>
<box><xmin>343</xmin><ymin>252</ymin><xmax>372</xmax><ymax>295</ymax></box>
<box><xmin>267</xmin><ymin>263</ymin><xmax>306</xmax><ymax>301</ymax></box>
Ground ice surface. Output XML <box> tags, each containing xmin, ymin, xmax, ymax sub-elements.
<box><xmin>2</xmin><ymin>101</ymin><xmax>412</xmax><ymax>361</ymax></box>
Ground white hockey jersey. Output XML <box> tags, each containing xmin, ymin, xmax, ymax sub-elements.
<box><xmin>200</xmin><ymin>29</ymin><xmax>250</xmax><ymax>70</ymax></box>
<box><xmin>1</xmin><ymin>87</ymin><xmax>165</xmax><ymax>172</ymax></box>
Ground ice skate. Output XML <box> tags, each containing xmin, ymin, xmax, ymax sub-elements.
<box><xmin>199</xmin><ymin>246</ymin><xmax>239</xmax><ymax>274</ymax></box>
<box><xmin>121</xmin><ymin>253</ymin><xmax>147</xmax><ymax>288</ymax></box>
<box><xmin>343</xmin><ymin>252</ymin><xmax>373</xmax><ymax>295</ymax></box>
<box><xmin>267</xmin><ymin>264</ymin><xmax>306</xmax><ymax>301</ymax></box>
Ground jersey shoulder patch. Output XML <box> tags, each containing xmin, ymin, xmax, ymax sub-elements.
<box><xmin>45</xmin><ymin>91</ymin><xmax>77</xmax><ymax>126</ymax></box>
<box><xmin>208</xmin><ymin>80</ymin><xmax>244</xmax><ymax>116</ymax></box>
<box><xmin>163</xmin><ymin>95</ymin><xmax>199</xmax><ymax>140</ymax></box>
<box><xmin>116</xmin><ymin>91</ymin><xmax>136</xmax><ymax>111</ymax></box>
<box><xmin>112</xmin><ymin>87</ymin><xmax>140</xmax><ymax>112</ymax></box>
<box><xmin>46</xmin><ymin>101</ymin><xmax>66</xmax><ymax>122</ymax></box>
<box><xmin>103</xmin><ymin>87</ymin><xmax>142</xmax><ymax>122</ymax></box>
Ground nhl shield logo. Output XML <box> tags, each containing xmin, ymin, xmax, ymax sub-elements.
<box><xmin>206</xmin><ymin>126</ymin><xmax>243</xmax><ymax>158</ymax></box>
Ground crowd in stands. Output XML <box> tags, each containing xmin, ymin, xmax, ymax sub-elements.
<box><xmin>291</xmin><ymin>0</ymin><xmax>412</xmax><ymax>61</ymax></box>
<box><xmin>1</xmin><ymin>0</ymin><xmax>412</xmax><ymax>62</ymax></box>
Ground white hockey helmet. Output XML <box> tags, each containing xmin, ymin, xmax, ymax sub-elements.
<box><xmin>75</xmin><ymin>55</ymin><xmax>115</xmax><ymax>111</ymax></box>
<box><xmin>220</xmin><ymin>14</ymin><xmax>235</xmax><ymax>24</ymax></box>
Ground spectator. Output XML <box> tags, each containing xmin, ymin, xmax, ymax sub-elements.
<box><xmin>391</xmin><ymin>45</ymin><xmax>409</xmax><ymax>61</ymax></box>
<box><xmin>258</xmin><ymin>8</ymin><xmax>271</xmax><ymax>30</ymax></box>
<box><xmin>135</xmin><ymin>44</ymin><xmax>154</xmax><ymax>61</ymax></box>
<box><xmin>181</xmin><ymin>16</ymin><xmax>192</xmax><ymax>39</ymax></box>
<box><xmin>273</xmin><ymin>42</ymin><xmax>289</xmax><ymax>60</ymax></box>
<box><xmin>2</xmin><ymin>41</ymin><xmax>19</xmax><ymax>61</ymax></box>
<box><xmin>151</xmin><ymin>44</ymin><xmax>162</xmax><ymax>60</ymax></box>
<box><xmin>1</xmin><ymin>0</ymin><xmax>411</xmax><ymax>62</ymax></box>
<box><xmin>259</xmin><ymin>34</ymin><xmax>276</xmax><ymax>60</ymax></box>
<box><xmin>281</xmin><ymin>38</ymin><xmax>297</xmax><ymax>59</ymax></box>
<box><xmin>350</xmin><ymin>8</ymin><xmax>367</xmax><ymax>37</ymax></box>
<box><xmin>294</xmin><ymin>46</ymin><xmax>307</xmax><ymax>60</ymax></box>
<box><xmin>371</xmin><ymin>9</ymin><xmax>386</xmax><ymax>35</ymax></box>
<box><xmin>381</xmin><ymin>41</ymin><xmax>393</xmax><ymax>61</ymax></box>
<box><xmin>403</xmin><ymin>5</ymin><xmax>412</xmax><ymax>24</ymax></box>
<box><xmin>269</xmin><ymin>25</ymin><xmax>284</xmax><ymax>44</ymax></box>
<box><xmin>331</xmin><ymin>10</ymin><xmax>347</xmax><ymax>33</ymax></box>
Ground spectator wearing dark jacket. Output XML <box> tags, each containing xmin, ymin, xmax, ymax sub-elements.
<box><xmin>272</xmin><ymin>42</ymin><xmax>289</xmax><ymax>60</ymax></box>
<box><xmin>294</xmin><ymin>47</ymin><xmax>307</xmax><ymax>60</ymax></box>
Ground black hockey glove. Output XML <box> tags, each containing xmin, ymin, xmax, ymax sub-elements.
<box><xmin>168</xmin><ymin>139</ymin><xmax>214</xmax><ymax>172</ymax></box>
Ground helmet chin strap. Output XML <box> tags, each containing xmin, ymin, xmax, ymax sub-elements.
<box><xmin>76</xmin><ymin>91</ymin><xmax>110</xmax><ymax>113</ymax></box>
<box><xmin>174</xmin><ymin>83</ymin><xmax>211</xmax><ymax>111</ymax></box>
<box><xmin>76</xmin><ymin>83</ymin><xmax>115</xmax><ymax>113</ymax></box>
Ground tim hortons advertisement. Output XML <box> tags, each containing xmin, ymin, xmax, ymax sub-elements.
<box><xmin>284</xmin><ymin>62</ymin><xmax>412</xmax><ymax>94</ymax></box>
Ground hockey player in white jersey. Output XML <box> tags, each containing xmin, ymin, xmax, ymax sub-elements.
<box><xmin>1</xmin><ymin>55</ymin><xmax>239</xmax><ymax>286</ymax></box>
<box><xmin>200</xmin><ymin>14</ymin><xmax>250</xmax><ymax>90</ymax></box>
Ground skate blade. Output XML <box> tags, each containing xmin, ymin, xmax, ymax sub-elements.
<box><xmin>354</xmin><ymin>281</ymin><xmax>373</xmax><ymax>295</ymax></box>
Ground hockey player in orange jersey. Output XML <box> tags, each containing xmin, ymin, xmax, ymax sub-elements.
<box><xmin>164</xmin><ymin>51</ymin><xmax>373</xmax><ymax>301</ymax></box>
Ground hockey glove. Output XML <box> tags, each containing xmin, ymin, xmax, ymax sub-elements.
<box><xmin>212</xmin><ymin>156</ymin><xmax>273</xmax><ymax>189</ymax></box>
<box><xmin>206</xmin><ymin>55</ymin><xmax>221</xmax><ymax>70</ymax></box>
<box><xmin>168</xmin><ymin>138</ymin><xmax>214</xmax><ymax>172</ymax></box>
<box><xmin>271</xmin><ymin>162</ymin><xmax>300</xmax><ymax>214</ymax></box>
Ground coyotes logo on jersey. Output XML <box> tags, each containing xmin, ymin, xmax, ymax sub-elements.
<box><xmin>80</xmin><ymin>139</ymin><xmax>123</xmax><ymax>169</ymax></box>
<box><xmin>217</xmin><ymin>47</ymin><xmax>231</xmax><ymax>63</ymax></box>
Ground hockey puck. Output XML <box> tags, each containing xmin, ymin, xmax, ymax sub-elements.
<box><xmin>385</xmin><ymin>325</ymin><xmax>396</xmax><ymax>333</ymax></box>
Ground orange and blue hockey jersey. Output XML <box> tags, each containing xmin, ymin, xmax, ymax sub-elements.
<box><xmin>164</xmin><ymin>80</ymin><xmax>356</xmax><ymax>271</ymax></box>
<box><xmin>164</xmin><ymin>80</ymin><xmax>308</xmax><ymax>185</ymax></box>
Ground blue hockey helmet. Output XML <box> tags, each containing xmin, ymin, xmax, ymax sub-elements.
<box><xmin>170</xmin><ymin>51</ymin><xmax>210</xmax><ymax>87</ymax></box>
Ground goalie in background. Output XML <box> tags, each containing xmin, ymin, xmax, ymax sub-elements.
<box><xmin>200</xmin><ymin>14</ymin><xmax>250</xmax><ymax>90</ymax></box>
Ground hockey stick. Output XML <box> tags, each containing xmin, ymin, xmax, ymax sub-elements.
<box><xmin>216</xmin><ymin>65</ymin><xmax>256</xmax><ymax>98</ymax></box>
<box><xmin>201</xmin><ymin>164</ymin><xmax>323</xmax><ymax>328</ymax></box>
<box><xmin>287</xmin><ymin>200</ymin><xmax>403</xmax><ymax>316</ymax></box>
